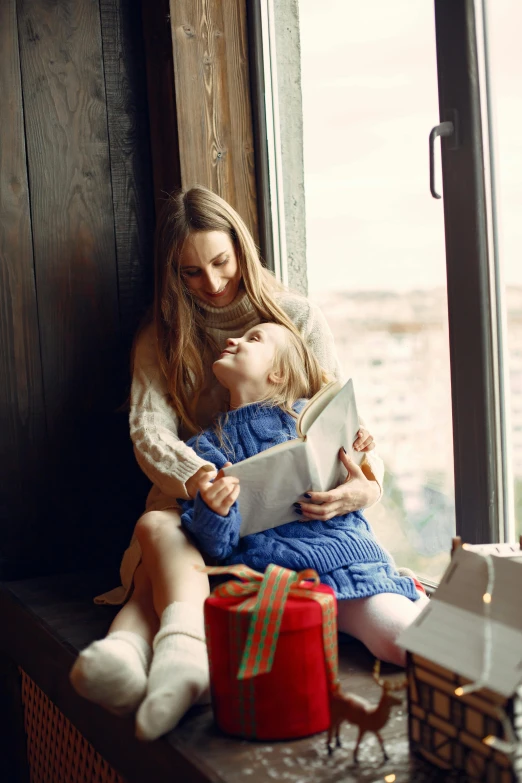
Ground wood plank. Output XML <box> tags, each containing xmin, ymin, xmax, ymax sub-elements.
<box><xmin>140</xmin><ymin>0</ymin><xmax>182</xmax><ymax>214</ymax></box>
<box><xmin>0</xmin><ymin>0</ymin><xmax>48</xmax><ymax>576</ymax></box>
<box><xmin>96</xmin><ymin>0</ymin><xmax>157</xmax><ymax>561</ymax></box>
<box><xmin>99</xmin><ymin>0</ymin><xmax>155</xmax><ymax>342</ymax></box>
<box><xmin>169</xmin><ymin>0</ymin><xmax>258</xmax><ymax>241</ymax></box>
<box><xmin>17</xmin><ymin>0</ymin><xmax>121</xmax><ymax>565</ymax></box>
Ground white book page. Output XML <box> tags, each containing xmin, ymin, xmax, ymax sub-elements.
<box><xmin>223</xmin><ymin>441</ymin><xmax>314</xmax><ymax>536</ymax></box>
<box><xmin>305</xmin><ymin>378</ymin><xmax>363</xmax><ymax>490</ymax></box>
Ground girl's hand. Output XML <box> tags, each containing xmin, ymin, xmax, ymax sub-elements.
<box><xmin>198</xmin><ymin>462</ymin><xmax>240</xmax><ymax>516</ymax></box>
<box><xmin>297</xmin><ymin>449</ymin><xmax>380</xmax><ymax>521</ymax></box>
<box><xmin>353</xmin><ymin>427</ymin><xmax>375</xmax><ymax>452</ymax></box>
<box><xmin>186</xmin><ymin>466</ymin><xmax>216</xmax><ymax>500</ymax></box>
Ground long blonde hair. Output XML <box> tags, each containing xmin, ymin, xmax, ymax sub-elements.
<box><xmin>152</xmin><ymin>185</ymin><xmax>314</xmax><ymax>433</ymax></box>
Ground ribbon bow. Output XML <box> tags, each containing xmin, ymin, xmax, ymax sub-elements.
<box><xmin>202</xmin><ymin>563</ymin><xmax>339</xmax><ymax>690</ymax></box>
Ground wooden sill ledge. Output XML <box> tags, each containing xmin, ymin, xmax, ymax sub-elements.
<box><xmin>0</xmin><ymin>570</ymin><xmax>448</xmax><ymax>783</ymax></box>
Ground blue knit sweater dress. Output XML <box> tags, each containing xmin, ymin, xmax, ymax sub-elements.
<box><xmin>179</xmin><ymin>402</ymin><xmax>419</xmax><ymax>602</ymax></box>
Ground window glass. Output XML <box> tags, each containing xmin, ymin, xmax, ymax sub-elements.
<box><xmin>299</xmin><ymin>0</ymin><xmax>454</xmax><ymax>579</ymax></box>
<box><xmin>486</xmin><ymin>0</ymin><xmax>522</xmax><ymax>538</ymax></box>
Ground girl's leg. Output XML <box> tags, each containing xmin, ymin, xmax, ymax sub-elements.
<box><xmin>70</xmin><ymin>565</ymin><xmax>157</xmax><ymax>714</ymax></box>
<box><xmin>133</xmin><ymin>510</ymin><xmax>211</xmax><ymax>741</ymax></box>
<box><xmin>337</xmin><ymin>592</ymin><xmax>430</xmax><ymax>667</ymax></box>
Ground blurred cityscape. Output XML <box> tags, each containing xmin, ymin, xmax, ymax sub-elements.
<box><xmin>298</xmin><ymin>0</ymin><xmax>522</xmax><ymax>578</ymax></box>
<box><xmin>311</xmin><ymin>285</ymin><xmax>522</xmax><ymax>580</ymax></box>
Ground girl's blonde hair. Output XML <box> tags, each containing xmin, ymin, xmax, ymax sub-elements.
<box><xmin>257</xmin><ymin>324</ymin><xmax>326</xmax><ymax>414</ymax></box>
<box><xmin>213</xmin><ymin>324</ymin><xmax>328</xmax><ymax>455</ymax></box>
<box><xmin>152</xmin><ymin>185</ymin><xmax>317</xmax><ymax>433</ymax></box>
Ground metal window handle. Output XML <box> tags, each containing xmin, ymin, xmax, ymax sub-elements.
<box><xmin>429</xmin><ymin>119</ymin><xmax>456</xmax><ymax>199</ymax></box>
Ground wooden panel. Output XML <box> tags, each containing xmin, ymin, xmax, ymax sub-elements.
<box><xmin>99</xmin><ymin>0</ymin><xmax>155</xmax><ymax>341</ymax></box>
<box><xmin>169</xmin><ymin>0</ymin><xmax>258</xmax><ymax>240</ymax></box>
<box><xmin>95</xmin><ymin>0</ymin><xmax>157</xmax><ymax>561</ymax></box>
<box><xmin>140</xmin><ymin>0</ymin><xmax>182</xmax><ymax>213</ymax></box>
<box><xmin>17</xmin><ymin>0</ymin><xmax>120</xmax><ymax>564</ymax></box>
<box><xmin>0</xmin><ymin>0</ymin><xmax>47</xmax><ymax>575</ymax></box>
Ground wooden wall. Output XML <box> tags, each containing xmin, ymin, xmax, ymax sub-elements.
<box><xmin>142</xmin><ymin>0</ymin><xmax>259</xmax><ymax>242</ymax></box>
<box><xmin>0</xmin><ymin>0</ymin><xmax>155</xmax><ymax>578</ymax></box>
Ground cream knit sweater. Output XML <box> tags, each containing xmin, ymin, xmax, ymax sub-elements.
<box><xmin>129</xmin><ymin>289</ymin><xmax>383</xmax><ymax>513</ymax></box>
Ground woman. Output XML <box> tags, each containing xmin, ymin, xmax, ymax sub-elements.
<box><xmin>70</xmin><ymin>186</ymin><xmax>383</xmax><ymax>741</ymax></box>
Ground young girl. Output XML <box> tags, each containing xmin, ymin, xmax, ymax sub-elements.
<box><xmin>70</xmin><ymin>187</ymin><xmax>386</xmax><ymax>742</ymax></box>
<box><xmin>180</xmin><ymin>321</ymin><xmax>429</xmax><ymax>668</ymax></box>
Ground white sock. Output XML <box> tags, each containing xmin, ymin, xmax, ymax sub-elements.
<box><xmin>69</xmin><ymin>630</ymin><xmax>152</xmax><ymax>716</ymax></box>
<box><xmin>135</xmin><ymin>602</ymin><xmax>210</xmax><ymax>741</ymax></box>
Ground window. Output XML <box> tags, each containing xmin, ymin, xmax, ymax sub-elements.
<box><xmin>254</xmin><ymin>0</ymin><xmax>514</xmax><ymax>577</ymax></box>
<box><xmin>486</xmin><ymin>1</ymin><xmax>522</xmax><ymax>537</ymax></box>
<box><xmin>300</xmin><ymin>1</ymin><xmax>454</xmax><ymax>581</ymax></box>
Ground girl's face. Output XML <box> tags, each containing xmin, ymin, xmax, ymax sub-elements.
<box><xmin>213</xmin><ymin>323</ymin><xmax>287</xmax><ymax>398</ymax></box>
<box><xmin>179</xmin><ymin>231</ymin><xmax>242</xmax><ymax>308</ymax></box>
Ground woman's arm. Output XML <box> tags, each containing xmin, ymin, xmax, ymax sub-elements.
<box><xmin>280</xmin><ymin>295</ymin><xmax>384</xmax><ymax>512</ymax></box>
<box><xmin>129</xmin><ymin>324</ymin><xmax>215</xmax><ymax>500</ymax></box>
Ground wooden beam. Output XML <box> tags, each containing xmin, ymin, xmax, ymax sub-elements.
<box><xmin>140</xmin><ymin>0</ymin><xmax>182</xmax><ymax>215</ymax></box>
<box><xmin>99</xmin><ymin>0</ymin><xmax>155</xmax><ymax>341</ymax></box>
<box><xmin>0</xmin><ymin>0</ymin><xmax>48</xmax><ymax>575</ymax></box>
<box><xmin>17</xmin><ymin>0</ymin><xmax>120</xmax><ymax>565</ymax></box>
<box><xmin>168</xmin><ymin>0</ymin><xmax>258</xmax><ymax>240</ymax></box>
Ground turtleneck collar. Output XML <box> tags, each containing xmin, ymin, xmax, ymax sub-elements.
<box><xmin>218</xmin><ymin>401</ymin><xmax>280</xmax><ymax>424</ymax></box>
<box><xmin>218</xmin><ymin>399</ymin><xmax>303</xmax><ymax>425</ymax></box>
<box><xmin>196</xmin><ymin>288</ymin><xmax>256</xmax><ymax>330</ymax></box>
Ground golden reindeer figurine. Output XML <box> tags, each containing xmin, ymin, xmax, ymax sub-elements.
<box><xmin>327</xmin><ymin>660</ymin><xmax>407</xmax><ymax>762</ymax></box>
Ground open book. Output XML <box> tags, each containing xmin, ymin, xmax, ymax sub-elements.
<box><xmin>222</xmin><ymin>379</ymin><xmax>364</xmax><ymax>537</ymax></box>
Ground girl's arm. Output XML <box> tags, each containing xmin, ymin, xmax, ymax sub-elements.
<box><xmin>180</xmin><ymin>492</ymin><xmax>241</xmax><ymax>561</ymax></box>
<box><xmin>180</xmin><ymin>441</ymin><xmax>241</xmax><ymax>560</ymax></box>
<box><xmin>129</xmin><ymin>323</ymin><xmax>215</xmax><ymax>501</ymax></box>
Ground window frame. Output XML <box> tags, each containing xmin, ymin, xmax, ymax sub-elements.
<box><xmin>434</xmin><ymin>0</ymin><xmax>510</xmax><ymax>543</ymax></box>
<box><xmin>249</xmin><ymin>0</ymin><xmax>513</xmax><ymax>547</ymax></box>
<box><xmin>246</xmin><ymin>0</ymin><xmax>288</xmax><ymax>284</ymax></box>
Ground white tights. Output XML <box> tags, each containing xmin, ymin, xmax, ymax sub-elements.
<box><xmin>337</xmin><ymin>591</ymin><xmax>430</xmax><ymax>667</ymax></box>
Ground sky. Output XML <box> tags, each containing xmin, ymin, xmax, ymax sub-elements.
<box><xmin>298</xmin><ymin>0</ymin><xmax>522</xmax><ymax>292</ymax></box>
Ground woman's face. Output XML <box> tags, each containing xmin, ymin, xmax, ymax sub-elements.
<box><xmin>179</xmin><ymin>231</ymin><xmax>242</xmax><ymax>308</ymax></box>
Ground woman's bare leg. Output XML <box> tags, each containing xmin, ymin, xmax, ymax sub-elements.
<box><xmin>134</xmin><ymin>509</ymin><xmax>211</xmax><ymax>741</ymax></box>
<box><xmin>108</xmin><ymin>564</ymin><xmax>159</xmax><ymax>645</ymax></box>
<box><xmin>70</xmin><ymin>564</ymin><xmax>156</xmax><ymax>715</ymax></box>
<box><xmin>71</xmin><ymin>509</ymin><xmax>211</xmax><ymax>732</ymax></box>
<box><xmin>133</xmin><ymin>508</ymin><xmax>210</xmax><ymax>617</ymax></box>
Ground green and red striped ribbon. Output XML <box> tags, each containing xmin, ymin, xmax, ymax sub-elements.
<box><xmin>202</xmin><ymin>563</ymin><xmax>339</xmax><ymax>691</ymax></box>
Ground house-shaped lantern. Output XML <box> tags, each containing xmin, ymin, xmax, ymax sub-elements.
<box><xmin>398</xmin><ymin>538</ymin><xmax>522</xmax><ymax>782</ymax></box>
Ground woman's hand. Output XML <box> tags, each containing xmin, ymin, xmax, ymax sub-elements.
<box><xmin>353</xmin><ymin>427</ymin><xmax>375</xmax><ymax>452</ymax></box>
<box><xmin>197</xmin><ymin>462</ymin><xmax>240</xmax><ymax>516</ymax></box>
<box><xmin>296</xmin><ymin>449</ymin><xmax>380</xmax><ymax>521</ymax></box>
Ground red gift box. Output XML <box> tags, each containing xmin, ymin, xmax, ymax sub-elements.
<box><xmin>203</xmin><ymin>564</ymin><xmax>338</xmax><ymax>740</ymax></box>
